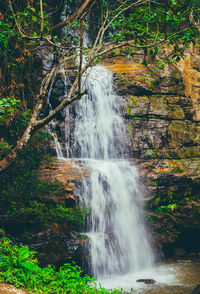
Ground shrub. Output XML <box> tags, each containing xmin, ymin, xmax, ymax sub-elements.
<box><xmin>0</xmin><ymin>237</ymin><xmax>122</xmax><ymax>293</ymax></box>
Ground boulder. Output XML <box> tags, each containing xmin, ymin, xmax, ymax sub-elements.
<box><xmin>136</xmin><ymin>279</ymin><xmax>156</xmax><ymax>284</ymax></box>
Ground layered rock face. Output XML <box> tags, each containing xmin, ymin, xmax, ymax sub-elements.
<box><xmin>104</xmin><ymin>52</ymin><xmax>200</xmax><ymax>257</ymax></box>
<box><xmin>178</xmin><ymin>44</ymin><xmax>200</xmax><ymax>122</ymax></box>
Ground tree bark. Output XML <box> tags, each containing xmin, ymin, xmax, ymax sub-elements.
<box><xmin>51</xmin><ymin>0</ymin><xmax>91</xmax><ymax>32</ymax></box>
<box><xmin>0</xmin><ymin>99</ymin><xmax>43</xmax><ymax>172</ymax></box>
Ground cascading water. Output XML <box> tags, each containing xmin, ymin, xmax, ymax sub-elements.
<box><xmin>47</xmin><ymin>79</ymin><xmax>64</xmax><ymax>158</ymax></box>
<box><xmin>63</xmin><ymin>65</ymin><xmax>155</xmax><ymax>278</ymax></box>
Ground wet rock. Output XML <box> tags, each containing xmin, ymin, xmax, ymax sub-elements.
<box><xmin>114</xmin><ymin>79</ymin><xmax>152</xmax><ymax>96</ymax></box>
<box><xmin>191</xmin><ymin>285</ymin><xmax>200</xmax><ymax>294</ymax></box>
<box><xmin>158</xmin><ymin>63</ymin><xmax>185</xmax><ymax>95</ymax></box>
<box><xmin>37</xmin><ymin>43</ymin><xmax>54</xmax><ymax>76</ymax></box>
<box><xmin>179</xmin><ymin>54</ymin><xmax>200</xmax><ymax>121</ymax></box>
<box><xmin>136</xmin><ymin>279</ymin><xmax>156</xmax><ymax>284</ymax></box>
<box><xmin>27</xmin><ymin>224</ymin><xmax>88</xmax><ymax>267</ymax></box>
<box><xmin>39</xmin><ymin>157</ymin><xmax>91</xmax><ymax>204</ymax></box>
<box><xmin>103</xmin><ymin>56</ymin><xmax>156</xmax><ymax>95</ymax></box>
<box><xmin>174</xmin><ymin>248</ymin><xmax>187</xmax><ymax>257</ymax></box>
<box><xmin>124</xmin><ymin>94</ymin><xmax>200</xmax><ymax>161</ymax></box>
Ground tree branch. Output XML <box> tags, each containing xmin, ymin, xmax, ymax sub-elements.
<box><xmin>35</xmin><ymin>57</ymin><xmax>94</xmax><ymax>129</ymax></box>
<box><xmin>78</xmin><ymin>20</ymin><xmax>84</xmax><ymax>96</ymax></box>
<box><xmin>40</xmin><ymin>0</ymin><xmax>44</xmax><ymax>37</ymax></box>
<box><xmin>51</xmin><ymin>0</ymin><xmax>91</xmax><ymax>32</ymax></box>
<box><xmin>9</xmin><ymin>0</ymin><xmax>26</xmax><ymax>37</ymax></box>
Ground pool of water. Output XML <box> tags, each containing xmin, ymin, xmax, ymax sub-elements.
<box><xmin>97</xmin><ymin>261</ymin><xmax>200</xmax><ymax>293</ymax></box>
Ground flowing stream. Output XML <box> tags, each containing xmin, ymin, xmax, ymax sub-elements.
<box><xmin>63</xmin><ymin>65</ymin><xmax>155</xmax><ymax>278</ymax></box>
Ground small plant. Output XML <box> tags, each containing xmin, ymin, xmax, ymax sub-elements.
<box><xmin>156</xmin><ymin>203</ymin><xmax>177</xmax><ymax>213</ymax></box>
<box><xmin>0</xmin><ymin>237</ymin><xmax>123</xmax><ymax>293</ymax></box>
<box><xmin>36</xmin><ymin>130</ymin><xmax>54</xmax><ymax>139</ymax></box>
<box><xmin>0</xmin><ymin>19</ymin><xmax>14</xmax><ymax>54</ymax></box>
<box><xmin>0</xmin><ymin>97</ymin><xmax>20</xmax><ymax>124</ymax></box>
<box><xmin>0</xmin><ymin>141</ymin><xmax>13</xmax><ymax>151</ymax></box>
<box><xmin>0</xmin><ymin>141</ymin><xmax>14</xmax><ymax>160</ymax></box>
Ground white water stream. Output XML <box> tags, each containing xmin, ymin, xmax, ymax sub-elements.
<box><xmin>65</xmin><ymin>65</ymin><xmax>155</xmax><ymax>278</ymax></box>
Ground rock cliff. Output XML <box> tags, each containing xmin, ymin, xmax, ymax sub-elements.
<box><xmin>103</xmin><ymin>50</ymin><xmax>200</xmax><ymax>257</ymax></box>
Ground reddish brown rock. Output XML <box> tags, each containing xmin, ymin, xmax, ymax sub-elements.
<box><xmin>39</xmin><ymin>158</ymin><xmax>91</xmax><ymax>204</ymax></box>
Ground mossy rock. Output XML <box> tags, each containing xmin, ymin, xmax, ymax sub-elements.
<box><xmin>167</xmin><ymin>104</ymin><xmax>185</xmax><ymax>119</ymax></box>
<box><xmin>149</xmin><ymin>95</ymin><xmax>168</xmax><ymax>116</ymax></box>
<box><xmin>168</xmin><ymin>121</ymin><xmax>190</xmax><ymax>147</ymax></box>
<box><xmin>126</xmin><ymin>95</ymin><xmax>150</xmax><ymax>116</ymax></box>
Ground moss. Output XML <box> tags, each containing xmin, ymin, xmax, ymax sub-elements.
<box><xmin>189</xmin><ymin>124</ymin><xmax>200</xmax><ymax>143</ymax></box>
<box><xmin>130</xmin><ymin>95</ymin><xmax>139</xmax><ymax>105</ymax></box>
<box><xmin>126</xmin><ymin>96</ymin><xmax>139</xmax><ymax>115</ymax></box>
<box><xmin>177</xmin><ymin>147</ymin><xmax>200</xmax><ymax>158</ymax></box>
<box><xmin>168</xmin><ymin>105</ymin><xmax>185</xmax><ymax>119</ymax></box>
<box><xmin>128</xmin><ymin>122</ymin><xmax>133</xmax><ymax>139</ymax></box>
<box><xmin>168</xmin><ymin>121</ymin><xmax>190</xmax><ymax>147</ymax></box>
<box><xmin>112</xmin><ymin>48</ymin><xmax>121</xmax><ymax>56</ymax></box>
<box><xmin>126</xmin><ymin>106</ymin><xmax>132</xmax><ymax>116</ymax></box>
<box><xmin>149</xmin><ymin>197</ymin><xmax>160</xmax><ymax>209</ymax></box>
<box><xmin>144</xmin><ymin>146</ymin><xmax>200</xmax><ymax>160</ymax></box>
<box><xmin>152</xmin><ymin>179</ymin><xmax>158</xmax><ymax>186</ymax></box>
<box><xmin>149</xmin><ymin>95</ymin><xmax>168</xmax><ymax>115</ymax></box>
<box><xmin>120</xmin><ymin>77</ymin><xmax>135</xmax><ymax>85</ymax></box>
<box><xmin>146</xmin><ymin>211</ymin><xmax>180</xmax><ymax>239</ymax></box>
<box><xmin>154</xmin><ymin>104</ymin><xmax>163</xmax><ymax>109</ymax></box>
<box><xmin>126</xmin><ymin>95</ymin><xmax>150</xmax><ymax>117</ymax></box>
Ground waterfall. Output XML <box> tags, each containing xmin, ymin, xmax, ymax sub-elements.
<box><xmin>47</xmin><ymin>80</ymin><xmax>64</xmax><ymax>158</ymax></box>
<box><xmin>62</xmin><ymin>65</ymin><xmax>155</xmax><ymax>278</ymax></box>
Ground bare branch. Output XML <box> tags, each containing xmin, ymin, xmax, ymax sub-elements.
<box><xmin>78</xmin><ymin>20</ymin><xmax>84</xmax><ymax>96</ymax></box>
<box><xmin>40</xmin><ymin>0</ymin><xmax>44</xmax><ymax>37</ymax></box>
<box><xmin>35</xmin><ymin>59</ymin><xmax>93</xmax><ymax>128</ymax></box>
<box><xmin>51</xmin><ymin>0</ymin><xmax>91</xmax><ymax>32</ymax></box>
<box><xmin>93</xmin><ymin>9</ymin><xmax>109</xmax><ymax>49</ymax></box>
<box><xmin>9</xmin><ymin>0</ymin><xmax>26</xmax><ymax>37</ymax></box>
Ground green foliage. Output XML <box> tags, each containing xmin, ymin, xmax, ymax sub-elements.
<box><xmin>0</xmin><ymin>107</ymin><xmax>33</xmax><ymax>160</ymax></box>
<box><xmin>9</xmin><ymin>109</ymin><xmax>33</xmax><ymax>141</ymax></box>
<box><xmin>126</xmin><ymin>96</ymin><xmax>139</xmax><ymax>116</ymax></box>
<box><xmin>36</xmin><ymin>130</ymin><xmax>54</xmax><ymax>139</ymax></box>
<box><xmin>0</xmin><ymin>141</ymin><xmax>13</xmax><ymax>152</ymax></box>
<box><xmin>15</xmin><ymin>2</ymin><xmax>51</xmax><ymax>38</ymax></box>
<box><xmin>106</xmin><ymin>0</ymin><xmax>199</xmax><ymax>61</ymax></box>
<box><xmin>0</xmin><ymin>19</ymin><xmax>14</xmax><ymax>54</ymax></box>
<box><xmin>0</xmin><ymin>97</ymin><xmax>20</xmax><ymax>124</ymax></box>
<box><xmin>156</xmin><ymin>203</ymin><xmax>177</xmax><ymax>213</ymax></box>
<box><xmin>0</xmin><ymin>237</ymin><xmax>122</xmax><ymax>293</ymax></box>
<box><xmin>12</xmin><ymin>202</ymin><xmax>87</xmax><ymax>228</ymax></box>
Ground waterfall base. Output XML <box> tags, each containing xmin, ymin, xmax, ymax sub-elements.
<box><xmin>96</xmin><ymin>262</ymin><xmax>200</xmax><ymax>293</ymax></box>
